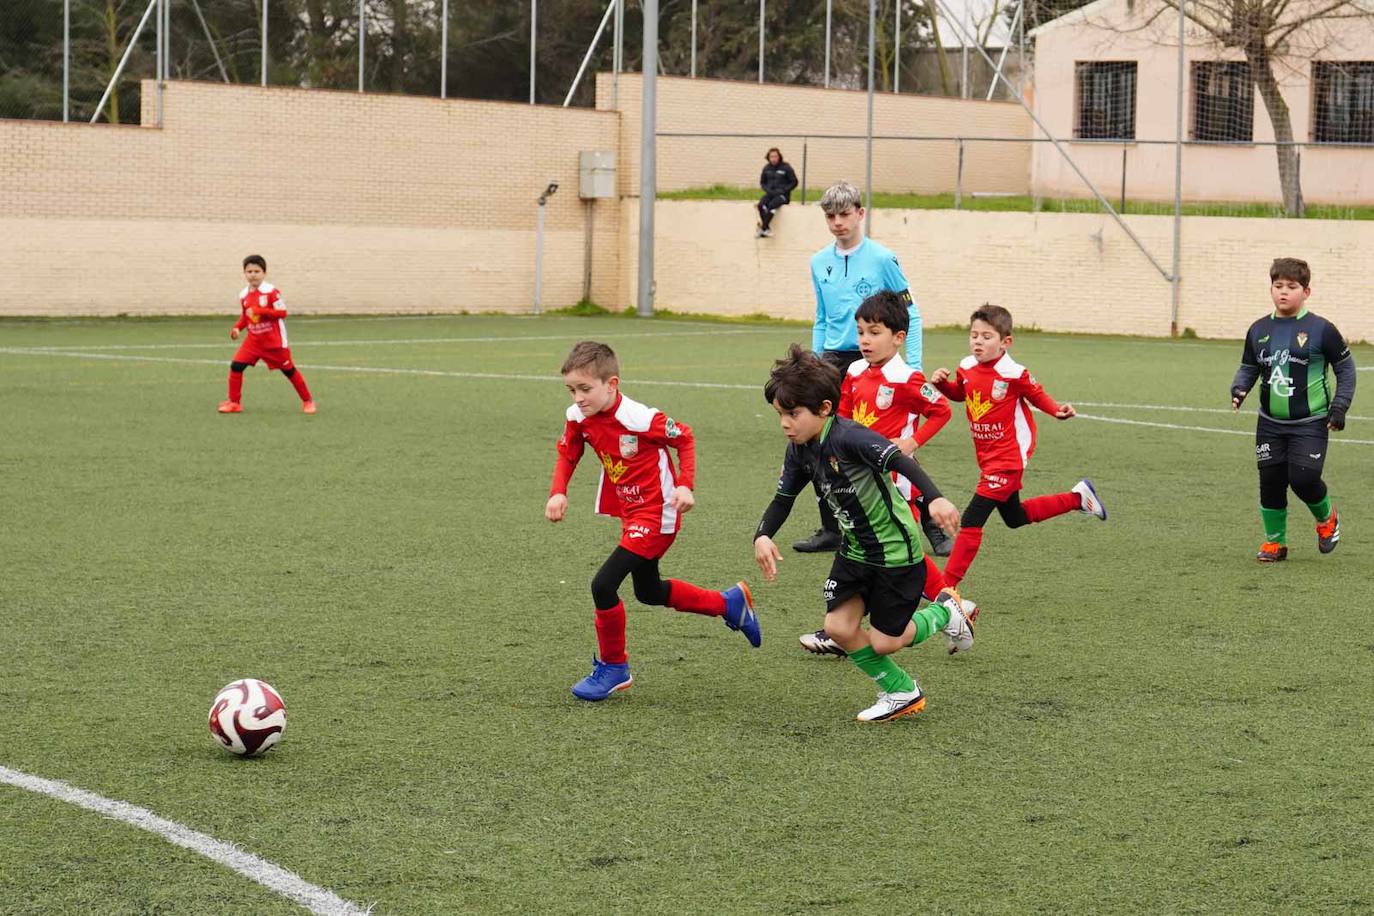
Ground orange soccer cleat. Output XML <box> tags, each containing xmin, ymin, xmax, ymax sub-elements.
<box><xmin>1256</xmin><ymin>541</ymin><xmax>1288</xmax><ymax>563</ymax></box>
<box><xmin>302</xmin><ymin>401</ymin><xmax>317</xmax><ymax>415</ymax></box>
<box><xmin>217</xmin><ymin>401</ymin><xmax>242</xmax><ymax>413</ymax></box>
<box><xmin>1316</xmin><ymin>507</ymin><xmax>1340</xmax><ymax>554</ymax></box>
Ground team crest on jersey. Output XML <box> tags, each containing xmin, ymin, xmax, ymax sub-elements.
<box><xmin>828</xmin><ymin>456</ymin><xmax>840</xmax><ymax>473</ymax></box>
<box><xmin>664</xmin><ymin>418</ymin><xmax>682</xmax><ymax>438</ymax></box>
<box><xmin>854</xmin><ymin>278</ymin><xmax>874</xmax><ymax>298</ymax></box>
<box><xmin>966</xmin><ymin>389</ymin><xmax>994</xmax><ymax>422</ymax></box>
<box><xmin>876</xmin><ymin>385</ymin><xmax>895</xmax><ymax>410</ymax></box>
<box><xmin>600</xmin><ymin>452</ymin><xmax>629</xmax><ymax>483</ymax></box>
<box><xmin>920</xmin><ymin>382</ymin><xmax>941</xmax><ymax>402</ymax></box>
<box><xmin>1296</xmin><ymin>332</ymin><xmax>1308</xmax><ymax>349</ymax></box>
<box><xmin>852</xmin><ymin>401</ymin><xmax>879</xmax><ymax>427</ymax></box>
<box><xmin>991</xmin><ymin>379</ymin><xmax>1010</xmax><ymax>401</ymax></box>
<box><xmin>619</xmin><ymin>435</ymin><xmax>639</xmax><ymax>457</ymax></box>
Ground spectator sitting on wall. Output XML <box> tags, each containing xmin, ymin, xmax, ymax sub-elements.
<box><xmin>757</xmin><ymin>147</ymin><xmax>799</xmax><ymax>238</ymax></box>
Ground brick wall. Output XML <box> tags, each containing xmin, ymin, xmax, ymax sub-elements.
<box><xmin>639</xmin><ymin>199</ymin><xmax>1374</xmax><ymax>342</ymax></box>
<box><xmin>0</xmin><ymin>81</ymin><xmax>621</xmax><ymax>314</ymax></box>
<box><xmin>596</xmin><ymin>73</ymin><xmax>1032</xmax><ymax>197</ymax></box>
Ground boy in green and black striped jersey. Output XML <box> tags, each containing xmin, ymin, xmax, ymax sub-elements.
<box><xmin>1231</xmin><ymin>257</ymin><xmax>1356</xmax><ymax>562</ymax></box>
<box><xmin>752</xmin><ymin>345</ymin><xmax>971</xmax><ymax>723</ymax></box>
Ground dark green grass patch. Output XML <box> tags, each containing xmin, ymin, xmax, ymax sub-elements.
<box><xmin>1</xmin><ymin>316</ymin><xmax>1372</xmax><ymax>914</ymax></box>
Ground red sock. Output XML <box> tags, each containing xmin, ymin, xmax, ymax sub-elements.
<box><xmin>1023</xmin><ymin>492</ymin><xmax>1080</xmax><ymax>523</ymax></box>
<box><xmin>594</xmin><ymin>602</ymin><xmax>628</xmax><ymax>664</ymax></box>
<box><xmin>666</xmin><ymin>579</ymin><xmax>726</xmax><ymax>616</ymax></box>
<box><xmin>286</xmin><ymin>370</ymin><xmax>312</xmax><ymax>402</ymax></box>
<box><xmin>943</xmin><ymin>526</ymin><xmax>985</xmax><ymax>590</ymax></box>
<box><xmin>921</xmin><ymin>554</ymin><xmax>947</xmax><ymax>601</ymax></box>
<box><xmin>228</xmin><ymin>370</ymin><xmax>243</xmax><ymax>403</ymax></box>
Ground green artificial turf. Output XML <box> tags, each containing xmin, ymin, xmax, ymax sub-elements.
<box><xmin>1</xmin><ymin>314</ymin><xmax>1371</xmax><ymax>914</ymax></box>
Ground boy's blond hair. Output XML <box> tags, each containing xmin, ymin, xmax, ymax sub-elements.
<box><xmin>561</xmin><ymin>340</ymin><xmax>619</xmax><ymax>380</ymax></box>
<box><xmin>819</xmin><ymin>181</ymin><xmax>863</xmax><ymax>215</ymax></box>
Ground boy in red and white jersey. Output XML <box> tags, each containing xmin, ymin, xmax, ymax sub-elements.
<box><xmin>546</xmin><ymin>341</ymin><xmax>760</xmax><ymax>701</ymax></box>
<box><xmin>799</xmin><ymin>291</ymin><xmax>962</xmax><ymax>657</ymax></box>
<box><xmin>218</xmin><ymin>255</ymin><xmax>315</xmax><ymax>415</ymax></box>
<box><xmin>930</xmin><ymin>304</ymin><xmax>1106</xmax><ymax>590</ymax></box>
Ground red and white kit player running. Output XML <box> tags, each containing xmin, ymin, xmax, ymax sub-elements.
<box><xmin>218</xmin><ymin>254</ymin><xmax>316</xmax><ymax>415</ymax></box>
<box><xmin>930</xmin><ymin>304</ymin><xmax>1106</xmax><ymax>591</ymax></box>
<box><xmin>547</xmin><ymin>340</ymin><xmax>759</xmax><ymax>702</ymax></box>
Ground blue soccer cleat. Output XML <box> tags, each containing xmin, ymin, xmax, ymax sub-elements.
<box><xmin>722</xmin><ymin>582</ymin><xmax>761</xmax><ymax>648</ymax></box>
<box><xmin>570</xmin><ymin>656</ymin><xmax>632</xmax><ymax>701</ymax></box>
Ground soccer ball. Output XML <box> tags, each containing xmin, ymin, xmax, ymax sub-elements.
<box><xmin>208</xmin><ymin>678</ymin><xmax>286</xmax><ymax>756</ymax></box>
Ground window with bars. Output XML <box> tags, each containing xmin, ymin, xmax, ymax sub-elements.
<box><xmin>1313</xmin><ymin>62</ymin><xmax>1374</xmax><ymax>144</ymax></box>
<box><xmin>1192</xmin><ymin>61</ymin><xmax>1254</xmax><ymax>142</ymax></box>
<box><xmin>1074</xmin><ymin>61</ymin><xmax>1137</xmax><ymax>140</ymax></box>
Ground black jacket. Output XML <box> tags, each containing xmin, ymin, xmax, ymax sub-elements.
<box><xmin>760</xmin><ymin>162</ymin><xmax>799</xmax><ymax>198</ymax></box>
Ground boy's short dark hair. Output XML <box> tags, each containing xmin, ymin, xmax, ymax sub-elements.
<box><xmin>561</xmin><ymin>340</ymin><xmax>619</xmax><ymax>380</ymax></box>
<box><xmin>1270</xmin><ymin>257</ymin><xmax>1311</xmax><ymax>288</ymax></box>
<box><xmin>243</xmin><ymin>254</ymin><xmax>267</xmax><ymax>271</ymax></box>
<box><xmin>970</xmin><ymin>303</ymin><xmax>1014</xmax><ymax>338</ymax></box>
<box><xmin>855</xmin><ymin>290</ymin><xmax>909</xmax><ymax>335</ymax></box>
<box><xmin>764</xmin><ymin>344</ymin><xmax>841</xmax><ymax>414</ymax></box>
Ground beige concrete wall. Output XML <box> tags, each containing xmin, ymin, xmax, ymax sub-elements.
<box><xmin>639</xmin><ymin>199</ymin><xmax>1374</xmax><ymax>341</ymax></box>
<box><xmin>1031</xmin><ymin>0</ymin><xmax>1374</xmax><ymax>204</ymax></box>
<box><xmin>596</xmin><ymin>73</ymin><xmax>1032</xmax><ymax>197</ymax></box>
<box><xmin>0</xmin><ymin>81</ymin><xmax>621</xmax><ymax>315</ymax></box>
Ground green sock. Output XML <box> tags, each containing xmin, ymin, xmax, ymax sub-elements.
<box><xmin>1305</xmin><ymin>495</ymin><xmax>1333</xmax><ymax>522</ymax></box>
<box><xmin>1259</xmin><ymin>506</ymin><xmax>1287</xmax><ymax>545</ymax></box>
<box><xmin>910</xmin><ymin>601</ymin><xmax>951</xmax><ymax>646</ymax></box>
<box><xmin>849</xmin><ymin>646</ymin><xmax>916</xmax><ymax>694</ymax></box>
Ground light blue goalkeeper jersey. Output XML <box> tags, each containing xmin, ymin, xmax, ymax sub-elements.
<box><xmin>810</xmin><ymin>236</ymin><xmax>922</xmax><ymax>369</ymax></box>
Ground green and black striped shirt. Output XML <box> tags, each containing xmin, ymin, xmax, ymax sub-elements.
<box><xmin>1233</xmin><ymin>309</ymin><xmax>1355</xmax><ymax>424</ymax></box>
<box><xmin>757</xmin><ymin>416</ymin><xmax>941</xmax><ymax>568</ymax></box>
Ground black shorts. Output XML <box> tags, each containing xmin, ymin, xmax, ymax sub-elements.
<box><xmin>821</xmin><ymin>349</ymin><xmax>862</xmax><ymax>373</ymax></box>
<box><xmin>823</xmin><ymin>554</ymin><xmax>927</xmax><ymax>638</ymax></box>
<box><xmin>1256</xmin><ymin>415</ymin><xmax>1329</xmax><ymax>472</ymax></box>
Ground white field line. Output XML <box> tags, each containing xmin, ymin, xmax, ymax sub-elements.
<box><xmin>2</xmin><ymin>327</ymin><xmax>782</xmax><ymax>352</ymax></box>
<box><xmin>3</xmin><ymin>346</ymin><xmax>1370</xmax><ymax>444</ymax></box>
<box><xmin>1075</xmin><ymin>401</ymin><xmax>1373</xmax><ymax>423</ymax></box>
<box><xmin>0</xmin><ymin>764</ymin><xmax>370</xmax><ymax>916</ymax></box>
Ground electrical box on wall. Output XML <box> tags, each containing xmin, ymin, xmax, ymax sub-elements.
<box><xmin>579</xmin><ymin>151</ymin><xmax>616</xmax><ymax>199</ymax></box>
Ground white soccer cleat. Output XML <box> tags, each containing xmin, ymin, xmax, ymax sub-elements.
<box><xmin>799</xmin><ymin>628</ymin><xmax>847</xmax><ymax>656</ymax></box>
<box><xmin>1072</xmin><ymin>478</ymin><xmax>1107</xmax><ymax>520</ymax></box>
<box><xmin>936</xmin><ymin>588</ymin><xmax>975</xmax><ymax>655</ymax></box>
<box><xmin>855</xmin><ymin>686</ymin><xmax>926</xmax><ymax>722</ymax></box>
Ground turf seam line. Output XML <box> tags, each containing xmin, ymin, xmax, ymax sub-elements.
<box><xmin>0</xmin><ymin>765</ymin><xmax>371</xmax><ymax>916</ymax></box>
<box><xmin>3</xmin><ymin>348</ymin><xmax>1369</xmax><ymax>442</ymax></box>
<box><xmin>1</xmin><ymin>328</ymin><xmax>780</xmax><ymax>352</ymax></box>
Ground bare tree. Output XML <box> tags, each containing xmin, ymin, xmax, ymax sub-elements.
<box><xmin>1148</xmin><ymin>0</ymin><xmax>1372</xmax><ymax>216</ymax></box>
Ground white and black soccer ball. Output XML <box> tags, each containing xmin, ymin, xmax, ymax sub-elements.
<box><xmin>208</xmin><ymin>678</ymin><xmax>286</xmax><ymax>756</ymax></box>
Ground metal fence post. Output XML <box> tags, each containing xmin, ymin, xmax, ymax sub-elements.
<box><xmin>824</xmin><ymin>0</ymin><xmax>832</xmax><ymax>88</ymax></box>
<box><xmin>758</xmin><ymin>0</ymin><xmax>765</xmax><ymax>84</ymax></box>
<box><xmin>865</xmin><ymin>0</ymin><xmax>874</xmax><ymax>235</ymax></box>
<box><xmin>955</xmin><ymin>138</ymin><xmax>964</xmax><ymax>209</ymax></box>
<box><xmin>261</xmin><ymin>0</ymin><xmax>267</xmax><ymax>87</ymax></box>
<box><xmin>893</xmin><ymin>0</ymin><xmax>900</xmax><ymax>93</ymax></box>
<box><xmin>358</xmin><ymin>0</ymin><xmax>365</xmax><ymax>92</ymax></box>
<box><xmin>534</xmin><ymin>198</ymin><xmax>546</xmax><ymax>314</ymax></box>
<box><xmin>156</xmin><ymin>0</ymin><xmax>164</xmax><ymax>126</ymax></box>
<box><xmin>1120</xmin><ymin>145</ymin><xmax>1128</xmax><ymax>212</ymax></box>
<box><xmin>63</xmin><ymin>0</ymin><xmax>70</xmax><ymax>121</ymax></box>
<box><xmin>800</xmin><ymin>138</ymin><xmax>808</xmax><ymax>206</ymax></box>
<box><xmin>441</xmin><ymin>0</ymin><xmax>448</xmax><ymax>98</ymax></box>
<box><xmin>691</xmin><ymin>0</ymin><xmax>697</xmax><ymax>78</ymax></box>
<box><xmin>530</xmin><ymin>0</ymin><xmax>537</xmax><ymax>104</ymax></box>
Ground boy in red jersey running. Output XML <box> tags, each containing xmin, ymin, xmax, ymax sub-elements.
<box><xmin>546</xmin><ymin>341</ymin><xmax>760</xmax><ymax>701</ymax></box>
<box><xmin>799</xmin><ymin>291</ymin><xmax>970</xmax><ymax>657</ymax></box>
<box><xmin>218</xmin><ymin>255</ymin><xmax>316</xmax><ymax>415</ymax></box>
<box><xmin>930</xmin><ymin>304</ymin><xmax>1106</xmax><ymax>590</ymax></box>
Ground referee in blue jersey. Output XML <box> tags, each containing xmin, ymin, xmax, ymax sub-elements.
<box><xmin>793</xmin><ymin>181</ymin><xmax>947</xmax><ymax>555</ymax></box>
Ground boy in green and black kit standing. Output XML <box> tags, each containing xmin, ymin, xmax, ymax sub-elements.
<box><xmin>1231</xmin><ymin>257</ymin><xmax>1356</xmax><ymax>562</ymax></box>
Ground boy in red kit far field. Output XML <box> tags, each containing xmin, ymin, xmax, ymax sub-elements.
<box><xmin>546</xmin><ymin>341</ymin><xmax>760</xmax><ymax>702</ymax></box>
<box><xmin>798</xmin><ymin>290</ymin><xmax>970</xmax><ymax>658</ymax></box>
<box><xmin>219</xmin><ymin>255</ymin><xmax>316</xmax><ymax>415</ymax></box>
<box><xmin>930</xmin><ymin>304</ymin><xmax>1107</xmax><ymax>590</ymax></box>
